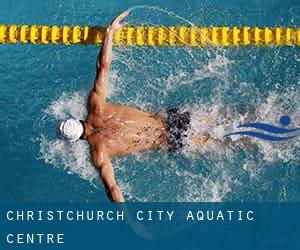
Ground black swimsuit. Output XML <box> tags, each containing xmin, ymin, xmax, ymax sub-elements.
<box><xmin>166</xmin><ymin>108</ymin><xmax>191</xmax><ymax>153</ymax></box>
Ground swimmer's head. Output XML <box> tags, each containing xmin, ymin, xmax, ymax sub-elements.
<box><xmin>57</xmin><ymin>118</ymin><xmax>84</xmax><ymax>142</ymax></box>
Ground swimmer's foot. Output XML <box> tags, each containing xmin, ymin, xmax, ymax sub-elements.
<box><xmin>193</xmin><ymin>133</ymin><xmax>210</xmax><ymax>147</ymax></box>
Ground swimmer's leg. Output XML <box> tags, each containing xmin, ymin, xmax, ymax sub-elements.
<box><xmin>190</xmin><ymin>115</ymin><xmax>216</xmax><ymax>147</ymax></box>
<box><xmin>189</xmin><ymin>108</ymin><xmax>259</xmax><ymax>148</ymax></box>
<box><xmin>192</xmin><ymin>133</ymin><xmax>254</xmax><ymax>148</ymax></box>
<box><xmin>192</xmin><ymin>132</ymin><xmax>211</xmax><ymax>147</ymax></box>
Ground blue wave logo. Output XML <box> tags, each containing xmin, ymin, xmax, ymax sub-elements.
<box><xmin>224</xmin><ymin>116</ymin><xmax>300</xmax><ymax>141</ymax></box>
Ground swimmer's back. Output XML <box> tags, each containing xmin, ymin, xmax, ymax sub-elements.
<box><xmin>86</xmin><ymin>102</ymin><xmax>168</xmax><ymax>156</ymax></box>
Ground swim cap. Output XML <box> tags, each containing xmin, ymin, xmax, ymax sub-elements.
<box><xmin>58</xmin><ymin>118</ymin><xmax>84</xmax><ymax>142</ymax></box>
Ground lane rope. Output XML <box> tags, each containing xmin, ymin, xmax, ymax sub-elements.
<box><xmin>0</xmin><ymin>25</ymin><xmax>299</xmax><ymax>46</ymax></box>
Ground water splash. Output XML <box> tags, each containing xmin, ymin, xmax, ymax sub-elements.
<box><xmin>37</xmin><ymin>6</ymin><xmax>300</xmax><ymax>202</ymax></box>
<box><xmin>39</xmin><ymin>89</ymin><xmax>300</xmax><ymax>202</ymax></box>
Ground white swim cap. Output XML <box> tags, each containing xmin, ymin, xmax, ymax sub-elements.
<box><xmin>58</xmin><ymin>118</ymin><xmax>84</xmax><ymax>142</ymax></box>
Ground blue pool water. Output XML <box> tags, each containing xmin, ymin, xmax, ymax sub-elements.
<box><xmin>0</xmin><ymin>0</ymin><xmax>299</xmax><ymax>202</ymax></box>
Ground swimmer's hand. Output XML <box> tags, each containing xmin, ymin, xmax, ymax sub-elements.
<box><xmin>107</xmin><ymin>10</ymin><xmax>129</xmax><ymax>33</ymax></box>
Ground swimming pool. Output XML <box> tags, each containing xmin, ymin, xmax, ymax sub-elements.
<box><xmin>0</xmin><ymin>0</ymin><xmax>299</xmax><ymax>202</ymax></box>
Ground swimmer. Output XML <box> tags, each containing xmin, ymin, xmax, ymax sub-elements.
<box><xmin>58</xmin><ymin>11</ymin><xmax>210</xmax><ymax>202</ymax></box>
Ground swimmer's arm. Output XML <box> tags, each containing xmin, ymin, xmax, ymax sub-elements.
<box><xmin>92</xmin><ymin>144</ymin><xmax>125</xmax><ymax>202</ymax></box>
<box><xmin>94</xmin><ymin>11</ymin><xmax>129</xmax><ymax>99</ymax></box>
<box><xmin>93</xmin><ymin>29</ymin><xmax>112</xmax><ymax>99</ymax></box>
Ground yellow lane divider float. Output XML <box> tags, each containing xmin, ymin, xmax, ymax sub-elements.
<box><xmin>0</xmin><ymin>25</ymin><xmax>299</xmax><ymax>46</ymax></box>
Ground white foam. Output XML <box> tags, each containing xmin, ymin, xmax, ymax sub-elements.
<box><xmin>253</xmin><ymin>90</ymin><xmax>300</xmax><ymax>162</ymax></box>
<box><xmin>181</xmin><ymin>89</ymin><xmax>300</xmax><ymax>163</ymax></box>
<box><xmin>39</xmin><ymin>134</ymin><xmax>97</xmax><ymax>183</ymax></box>
<box><xmin>39</xmin><ymin>92</ymin><xmax>98</xmax><ymax>185</ymax></box>
<box><xmin>45</xmin><ymin>92</ymin><xmax>87</xmax><ymax>120</ymax></box>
